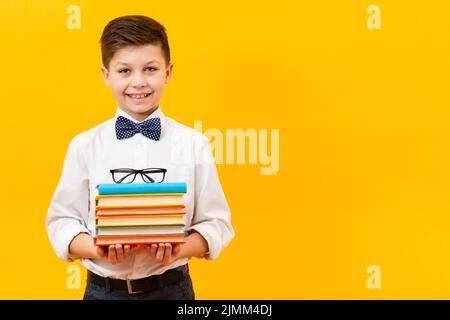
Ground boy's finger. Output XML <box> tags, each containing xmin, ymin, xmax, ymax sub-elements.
<box><xmin>108</xmin><ymin>245</ymin><xmax>117</xmax><ymax>264</ymax></box>
<box><xmin>155</xmin><ymin>243</ymin><xmax>165</xmax><ymax>261</ymax></box>
<box><xmin>162</xmin><ymin>243</ymin><xmax>172</xmax><ymax>265</ymax></box>
<box><xmin>123</xmin><ymin>245</ymin><xmax>131</xmax><ymax>257</ymax></box>
<box><xmin>95</xmin><ymin>245</ymin><xmax>106</xmax><ymax>259</ymax></box>
<box><xmin>150</xmin><ymin>244</ymin><xmax>158</xmax><ymax>257</ymax></box>
<box><xmin>115</xmin><ymin>244</ymin><xmax>124</xmax><ymax>261</ymax></box>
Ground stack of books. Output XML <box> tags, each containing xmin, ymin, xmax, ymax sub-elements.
<box><xmin>94</xmin><ymin>182</ymin><xmax>187</xmax><ymax>246</ymax></box>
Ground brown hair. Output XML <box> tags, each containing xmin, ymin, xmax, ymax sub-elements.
<box><xmin>100</xmin><ymin>15</ymin><xmax>171</xmax><ymax>69</ymax></box>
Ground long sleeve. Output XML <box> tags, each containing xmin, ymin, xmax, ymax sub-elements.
<box><xmin>46</xmin><ymin>136</ymin><xmax>90</xmax><ymax>262</ymax></box>
<box><xmin>186</xmin><ymin>134</ymin><xmax>235</xmax><ymax>260</ymax></box>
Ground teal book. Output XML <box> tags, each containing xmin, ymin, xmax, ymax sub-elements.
<box><xmin>97</xmin><ymin>182</ymin><xmax>187</xmax><ymax>195</ymax></box>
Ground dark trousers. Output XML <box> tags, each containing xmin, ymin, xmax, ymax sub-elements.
<box><xmin>83</xmin><ymin>271</ymin><xmax>195</xmax><ymax>300</ymax></box>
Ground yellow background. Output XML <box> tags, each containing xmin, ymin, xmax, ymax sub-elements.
<box><xmin>1</xmin><ymin>0</ymin><xmax>450</xmax><ymax>299</ymax></box>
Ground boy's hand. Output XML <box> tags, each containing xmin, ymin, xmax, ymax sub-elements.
<box><xmin>147</xmin><ymin>243</ymin><xmax>184</xmax><ymax>266</ymax></box>
<box><xmin>94</xmin><ymin>244</ymin><xmax>136</xmax><ymax>265</ymax></box>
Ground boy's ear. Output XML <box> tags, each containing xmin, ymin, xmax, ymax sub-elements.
<box><xmin>165</xmin><ymin>63</ymin><xmax>174</xmax><ymax>84</ymax></box>
<box><xmin>101</xmin><ymin>66</ymin><xmax>111</xmax><ymax>87</ymax></box>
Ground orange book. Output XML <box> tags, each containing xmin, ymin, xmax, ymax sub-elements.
<box><xmin>96</xmin><ymin>204</ymin><xmax>185</xmax><ymax>216</ymax></box>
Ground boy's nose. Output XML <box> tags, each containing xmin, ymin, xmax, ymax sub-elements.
<box><xmin>131</xmin><ymin>74</ymin><xmax>147</xmax><ymax>87</ymax></box>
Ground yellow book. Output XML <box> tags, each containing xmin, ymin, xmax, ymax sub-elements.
<box><xmin>96</xmin><ymin>216</ymin><xmax>185</xmax><ymax>227</ymax></box>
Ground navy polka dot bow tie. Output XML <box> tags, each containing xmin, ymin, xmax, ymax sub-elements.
<box><xmin>115</xmin><ymin>115</ymin><xmax>161</xmax><ymax>141</ymax></box>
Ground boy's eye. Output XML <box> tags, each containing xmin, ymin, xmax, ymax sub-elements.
<box><xmin>146</xmin><ymin>67</ymin><xmax>157</xmax><ymax>72</ymax></box>
<box><xmin>118</xmin><ymin>68</ymin><xmax>130</xmax><ymax>73</ymax></box>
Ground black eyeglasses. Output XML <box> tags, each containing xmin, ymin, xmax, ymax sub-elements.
<box><xmin>110</xmin><ymin>168</ymin><xmax>167</xmax><ymax>184</ymax></box>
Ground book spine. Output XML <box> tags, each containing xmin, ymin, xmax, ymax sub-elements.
<box><xmin>97</xmin><ymin>183</ymin><xmax>187</xmax><ymax>195</ymax></box>
<box><xmin>96</xmin><ymin>223</ymin><xmax>186</xmax><ymax>228</ymax></box>
<box><xmin>95</xmin><ymin>240</ymin><xmax>186</xmax><ymax>246</ymax></box>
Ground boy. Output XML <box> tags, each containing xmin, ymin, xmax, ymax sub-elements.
<box><xmin>46</xmin><ymin>15</ymin><xmax>234</xmax><ymax>300</ymax></box>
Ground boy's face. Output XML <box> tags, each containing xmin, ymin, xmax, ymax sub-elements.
<box><xmin>101</xmin><ymin>44</ymin><xmax>174</xmax><ymax>121</ymax></box>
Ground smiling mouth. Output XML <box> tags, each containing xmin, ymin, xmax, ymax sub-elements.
<box><xmin>126</xmin><ymin>93</ymin><xmax>152</xmax><ymax>99</ymax></box>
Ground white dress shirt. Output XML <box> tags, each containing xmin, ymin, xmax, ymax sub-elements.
<box><xmin>46</xmin><ymin>106</ymin><xmax>235</xmax><ymax>280</ymax></box>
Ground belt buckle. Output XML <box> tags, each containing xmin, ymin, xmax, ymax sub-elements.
<box><xmin>126</xmin><ymin>279</ymin><xmax>144</xmax><ymax>295</ymax></box>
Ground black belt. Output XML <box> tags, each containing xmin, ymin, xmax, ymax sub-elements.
<box><xmin>87</xmin><ymin>264</ymin><xmax>189</xmax><ymax>295</ymax></box>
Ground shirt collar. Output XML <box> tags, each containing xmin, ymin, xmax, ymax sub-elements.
<box><xmin>115</xmin><ymin>105</ymin><xmax>167</xmax><ymax>137</ymax></box>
